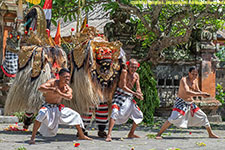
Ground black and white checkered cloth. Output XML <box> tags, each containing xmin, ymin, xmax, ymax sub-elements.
<box><xmin>2</xmin><ymin>50</ymin><xmax>18</xmax><ymax>75</ymax></box>
<box><xmin>173</xmin><ymin>97</ymin><xmax>199</xmax><ymax>115</ymax></box>
<box><xmin>41</xmin><ymin>103</ymin><xmax>60</xmax><ymax>108</ymax></box>
<box><xmin>112</xmin><ymin>88</ymin><xmax>133</xmax><ymax>107</ymax></box>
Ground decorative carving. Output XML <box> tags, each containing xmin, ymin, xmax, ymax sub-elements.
<box><xmin>31</xmin><ymin>47</ymin><xmax>44</xmax><ymax>78</ymax></box>
<box><xmin>201</xmin><ymin>30</ymin><xmax>213</xmax><ymax>41</ymax></box>
<box><xmin>193</xmin><ymin>28</ymin><xmax>217</xmax><ymax>52</ymax></box>
<box><xmin>71</xmin><ymin>25</ymin><xmax>100</xmax><ymax>68</ymax></box>
<box><xmin>18</xmin><ymin>45</ymin><xmax>36</xmax><ymax>69</ymax></box>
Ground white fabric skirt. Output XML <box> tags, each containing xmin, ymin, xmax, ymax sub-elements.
<box><xmin>111</xmin><ymin>88</ymin><xmax>143</xmax><ymax>125</ymax></box>
<box><xmin>168</xmin><ymin>97</ymin><xmax>210</xmax><ymax>128</ymax></box>
<box><xmin>36</xmin><ymin>104</ymin><xmax>84</xmax><ymax>137</ymax></box>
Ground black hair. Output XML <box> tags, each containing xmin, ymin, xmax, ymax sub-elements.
<box><xmin>189</xmin><ymin>66</ymin><xmax>197</xmax><ymax>73</ymax></box>
<box><xmin>59</xmin><ymin>68</ymin><xmax>70</xmax><ymax>76</ymax></box>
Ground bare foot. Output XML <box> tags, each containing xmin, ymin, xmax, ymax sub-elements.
<box><xmin>209</xmin><ymin>133</ymin><xmax>219</xmax><ymax>138</ymax></box>
<box><xmin>29</xmin><ymin>139</ymin><xmax>35</xmax><ymax>144</ymax></box>
<box><xmin>105</xmin><ymin>135</ymin><xmax>112</xmax><ymax>142</ymax></box>
<box><xmin>155</xmin><ymin>136</ymin><xmax>163</xmax><ymax>140</ymax></box>
<box><xmin>78</xmin><ymin>135</ymin><xmax>92</xmax><ymax>140</ymax></box>
<box><xmin>128</xmin><ymin>133</ymin><xmax>140</xmax><ymax>138</ymax></box>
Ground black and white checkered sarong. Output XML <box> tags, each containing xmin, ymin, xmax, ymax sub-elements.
<box><xmin>112</xmin><ymin>88</ymin><xmax>133</xmax><ymax>108</ymax></box>
<box><xmin>173</xmin><ymin>97</ymin><xmax>199</xmax><ymax>116</ymax></box>
<box><xmin>2</xmin><ymin>50</ymin><xmax>18</xmax><ymax>75</ymax></box>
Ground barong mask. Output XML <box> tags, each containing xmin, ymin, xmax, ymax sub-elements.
<box><xmin>90</xmin><ymin>37</ymin><xmax>122</xmax><ymax>87</ymax></box>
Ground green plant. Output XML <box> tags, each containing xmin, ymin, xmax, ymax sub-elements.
<box><xmin>13</xmin><ymin>112</ymin><xmax>25</xmax><ymax>122</ymax></box>
<box><xmin>216</xmin><ymin>46</ymin><xmax>225</xmax><ymax>61</ymax></box>
<box><xmin>146</xmin><ymin>133</ymin><xmax>156</xmax><ymax>139</ymax></box>
<box><xmin>16</xmin><ymin>146</ymin><xmax>27</xmax><ymax>150</ymax></box>
<box><xmin>136</xmin><ymin>62</ymin><xmax>160</xmax><ymax>124</ymax></box>
<box><xmin>216</xmin><ymin>84</ymin><xmax>225</xmax><ymax>104</ymax></box>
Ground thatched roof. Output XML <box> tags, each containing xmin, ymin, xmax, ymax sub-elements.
<box><xmin>50</xmin><ymin>4</ymin><xmax>112</xmax><ymax>37</ymax></box>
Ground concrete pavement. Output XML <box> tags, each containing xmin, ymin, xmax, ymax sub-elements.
<box><xmin>0</xmin><ymin>122</ymin><xmax>225</xmax><ymax>150</ymax></box>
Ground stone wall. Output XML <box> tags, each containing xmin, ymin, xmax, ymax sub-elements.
<box><xmin>216</xmin><ymin>61</ymin><xmax>225</xmax><ymax>87</ymax></box>
<box><xmin>216</xmin><ymin>61</ymin><xmax>225</xmax><ymax>120</ymax></box>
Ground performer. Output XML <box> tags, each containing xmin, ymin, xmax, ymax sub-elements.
<box><xmin>106</xmin><ymin>59</ymin><xmax>144</xmax><ymax>142</ymax></box>
<box><xmin>29</xmin><ymin>68</ymin><xmax>91</xmax><ymax>144</ymax></box>
<box><xmin>156</xmin><ymin>66</ymin><xmax>219</xmax><ymax>139</ymax></box>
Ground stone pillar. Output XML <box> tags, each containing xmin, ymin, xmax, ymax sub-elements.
<box><xmin>195</xmin><ymin>29</ymin><xmax>222</xmax><ymax>122</ymax></box>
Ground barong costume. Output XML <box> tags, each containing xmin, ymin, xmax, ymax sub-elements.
<box><xmin>111</xmin><ymin>88</ymin><xmax>143</xmax><ymax>124</ymax></box>
<box><xmin>168</xmin><ymin>97</ymin><xmax>210</xmax><ymax>128</ymax></box>
<box><xmin>36</xmin><ymin>103</ymin><xmax>84</xmax><ymax>137</ymax></box>
<box><xmin>64</xmin><ymin>27</ymin><xmax>123</xmax><ymax>133</ymax></box>
<box><xmin>82</xmin><ymin>102</ymin><xmax>109</xmax><ymax>126</ymax></box>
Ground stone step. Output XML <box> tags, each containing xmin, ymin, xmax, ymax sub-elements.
<box><xmin>208</xmin><ymin>115</ymin><xmax>222</xmax><ymax>122</ymax></box>
<box><xmin>0</xmin><ymin>108</ymin><xmax>4</xmax><ymax>115</ymax></box>
<box><xmin>0</xmin><ymin>116</ymin><xmax>18</xmax><ymax>124</ymax></box>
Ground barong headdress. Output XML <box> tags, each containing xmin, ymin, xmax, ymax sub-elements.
<box><xmin>70</xmin><ymin>22</ymin><xmax>122</xmax><ymax>87</ymax></box>
<box><xmin>12</xmin><ymin>5</ymin><xmax>66</xmax><ymax>79</ymax></box>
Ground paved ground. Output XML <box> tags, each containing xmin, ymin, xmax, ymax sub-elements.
<box><xmin>0</xmin><ymin>122</ymin><xmax>225</xmax><ymax>150</ymax></box>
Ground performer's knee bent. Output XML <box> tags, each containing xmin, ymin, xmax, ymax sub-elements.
<box><xmin>110</xmin><ymin>109</ymin><xmax>119</xmax><ymax>120</ymax></box>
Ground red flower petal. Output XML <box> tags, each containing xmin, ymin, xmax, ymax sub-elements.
<box><xmin>74</xmin><ymin>143</ymin><xmax>80</xmax><ymax>147</ymax></box>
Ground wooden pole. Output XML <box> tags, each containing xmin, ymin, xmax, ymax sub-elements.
<box><xmin>76</xmin><ymin>0</ymin><xmax>81</xmax><ymax>33</ymax></box>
